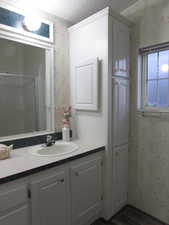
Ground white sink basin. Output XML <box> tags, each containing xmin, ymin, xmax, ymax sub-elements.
<box><xmin>30</xmin><ymin>142</ymin><xmax>79</xmax><ymax>157</ymax></box>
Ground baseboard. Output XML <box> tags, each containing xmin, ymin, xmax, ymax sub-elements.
<box><xmin>98</xmin><ymin>218</ymin><xmax>112</xmax><ymax>224</ymax></box>
<box><xmin>101</xmin><ymin>204</ymin><xmax>168</xmax><ymax>225</ymax></box>
<box><xmin>100</xmin><ymin>205</ymin><xmax>127</xmax><ymax>223</ymax></box>
<box><xmin>126</xmin><ymin>205</ymin><xmax>168</xmax><ymax>225</ymax></box>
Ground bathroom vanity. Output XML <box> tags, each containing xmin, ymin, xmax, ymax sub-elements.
<box><xmin>0</xmin><ymin>143</ymin><xmax>104</xmax><ymax>225</ymax></box>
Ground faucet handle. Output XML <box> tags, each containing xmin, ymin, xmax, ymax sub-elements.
<box><xmin>46</xmin><ymin>135</ymin><xmax>52</xmax><ymax>143</ymax></box>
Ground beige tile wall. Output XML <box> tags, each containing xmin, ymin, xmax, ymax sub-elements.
<box><xmin>37</xmin><ymin>9</ymin><xmax>72</xmax><ymax>131</ymax></box>
<box><xmin>53</xmin><ymin>18</ymin><xmax>71</xmax><ymax>131</ymax></box>
<box><xmin>122</xmin><ymin>0</ymin><xmax>169</xmax><ymax>223</ymax></box>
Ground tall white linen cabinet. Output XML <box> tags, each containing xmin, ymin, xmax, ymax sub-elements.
<box><xmin>69</xmin><ymin>7</ymin><xmax>130</xmax><ymax>220</ymax></box>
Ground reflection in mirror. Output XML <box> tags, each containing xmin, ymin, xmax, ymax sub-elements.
<box><xmin>0</xmin><ymin>38</ymin><xmax>50</xmax><ymax>137</ymax></box>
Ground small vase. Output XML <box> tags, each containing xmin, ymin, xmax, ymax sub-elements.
<box><xmin>62</xmin><ymin>126</ymin><xmax>70</xmax><ymax>142</ymax></box>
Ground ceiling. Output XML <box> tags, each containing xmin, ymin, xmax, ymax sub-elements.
<box><xmin>6</xmin><ymin>0</ymin><xmax>138</xmax><ymax>23</ymax></box>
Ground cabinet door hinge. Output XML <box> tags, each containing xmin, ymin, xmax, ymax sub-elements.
<box><xmin>101</xmin><ymin>195</ymin><xmax>103</xmax><ymax>201</ymax></box>
<box><xmin>27</xmin><ymin>188</ymin><xmax>31</xmax><ymax>199</ymax></box>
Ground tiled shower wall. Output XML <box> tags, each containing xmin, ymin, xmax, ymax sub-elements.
<box><xmin>122</xmin><ymin>0</ymin><xmax>169</xmax><ymax>223</ymax></box>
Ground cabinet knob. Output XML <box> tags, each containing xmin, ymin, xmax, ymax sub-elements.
<box><xmin>27</xmin><ymin>188</ymin><xmax>31</xmax><ymax>199</ymax></box>
<box><xmin>75</xmin><ymin>172</ymin><xmax>79</xmax><ymax>176</ymax></box>
<box><xmin>59</xmin><ymin>178</ymin><xmax>64</xmax><ymax>183</ymax></box>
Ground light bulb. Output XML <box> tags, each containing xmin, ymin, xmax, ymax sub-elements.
<box><xmin>24</xmin><ymin>14</ymin><xmax>41</xmax><ymax>31</ymax></box>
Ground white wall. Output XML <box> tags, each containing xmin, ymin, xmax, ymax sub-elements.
<box><xmin>122</xmin><ymin>0</ymin><xmax>169</xmax><ymax>223</ymax></box>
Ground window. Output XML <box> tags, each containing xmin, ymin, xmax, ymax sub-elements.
<box><xmin>141</xmin><ymin>45</ymin><xmax>169</xmax><ymax>110</ymax></box>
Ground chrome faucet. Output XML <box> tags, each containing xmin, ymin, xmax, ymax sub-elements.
<box><xmin>45</xmin><ymin>135</ymin><xmax>55</xmax><ymax>147</ymax></box>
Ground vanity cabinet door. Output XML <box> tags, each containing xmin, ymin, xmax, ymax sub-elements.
<box><xmin>0</xmin><ymin>179</ymin><xmax>30</xmax><ymax>225</ymax></box>
<box><xmin>70</xmin><ymin>156</ymin><xmax>102</xmax><ymax>225</ymax></box>
<box><xmin>31</xmin><ymin>167</ymin><xmax>69</xmax><ymax>225</ymax></box>
<box><xmin>113</xmin><ymin>144</ymin><xmax>128</xmax><ymax>214</ymax></box>
<box><xmin>112</xmin><ymin>78</ymin><xmax>130</xmax><ymax>147</ymax></box>
<box><xmin>113</xmin><ymin>20</ymin><xmax>130</xmax><ymax>78</ymax></box>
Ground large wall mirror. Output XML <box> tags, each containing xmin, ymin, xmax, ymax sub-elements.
<box><xmin>0</xmin><ymin>37</ymin><xmax>54</xmax><ymax>138</ymax></box>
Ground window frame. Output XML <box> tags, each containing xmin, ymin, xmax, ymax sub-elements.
<box><xmin>140</xmin><ymin>45</ymin><xmax>169</xmax><ymax>112</ymax></box>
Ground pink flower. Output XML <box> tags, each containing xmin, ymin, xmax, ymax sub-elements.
<box><xmin>61</xmin><ymin>106</ymin><xmax>72</xmax><ymax>126</ymax></box>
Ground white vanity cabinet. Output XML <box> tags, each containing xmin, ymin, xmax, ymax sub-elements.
<box><xmin>0</xmin><ymin>179</ymin><xmax>30</xmax><ymax>225</ymax></box>
<box><xmin>30</xmin><ymin>166</ymin><xmax>70</xmax><ymax>225</ymax></box>
<box><xmin>111</xmin><ymin>17</ymin><xmax>130</xmax><ymax>215</ymax></box>
<box><xmin>0</xmin><ymin>151</ymin><xmax>103</xmax><ymax>225</ymax></box>
<box><xmin>111</xmin><ymin>19</ymin><xmax>130</xmax><ymax>215</ymax></box>
<box><xmin>29</xmin><ymin>152</ymin><xmax>103</xmax><ymax>225</ymax></box>
<box><xmin>69</xmin><ymin>7</ymin><xmax>130</xmax><ymax>218</ymax></box>
<box><xmin>70</xmin><ymin>155</ymin><xmax>103</xmax><ymax>225</ymax></box>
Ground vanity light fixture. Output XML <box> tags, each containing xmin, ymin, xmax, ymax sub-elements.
<box><xmin>23</xmin><ymin>14</ymin><xmax>41</xmax><ymax>31</ymax></box>
<box><xmin>161</xmin><ymin>64</ymin><xmax>169</xmax><ymax>73</ymax></box>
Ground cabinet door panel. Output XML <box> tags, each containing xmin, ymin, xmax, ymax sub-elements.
<box><xmin>0</xmin><ymin>186</ymin><xmax>27</xmax><ymax>212</ymax></box>
<box><xmin>113</xmin><ymin>78</ymin><xmax>129</xmax><ymax>146</ymax></box>
<box><xmin>31</xmin><ymin>169</ymin><xmax>69</xmax><ymax>225</ymax></box>
<box><xmin>113</xmin><ymin>20</ymin><xmax>130</xmax><ymax>78</ymax></box>
<box><xmin>0</xmin><ymin>206</ymin><xmax>29</xmax><ymax>225</ymax></box>
<box><xmin>74</xmin><ymin>58</ymin><xmax>99</xmax><ymax>111</ymax></box>
<box><xmin>0</xmin><ymin>181</ymin><xmax>30</xmax><ymax>225</ymax></box>
<box><xmin>113</xmin><ymin>145</ymin><xmax>128</xmax><ymax>213</ymax></box>
<box><xmin>70</xmin><ymin>158</ymin><xmax>102</xmax><ymax>225</ymax></box>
